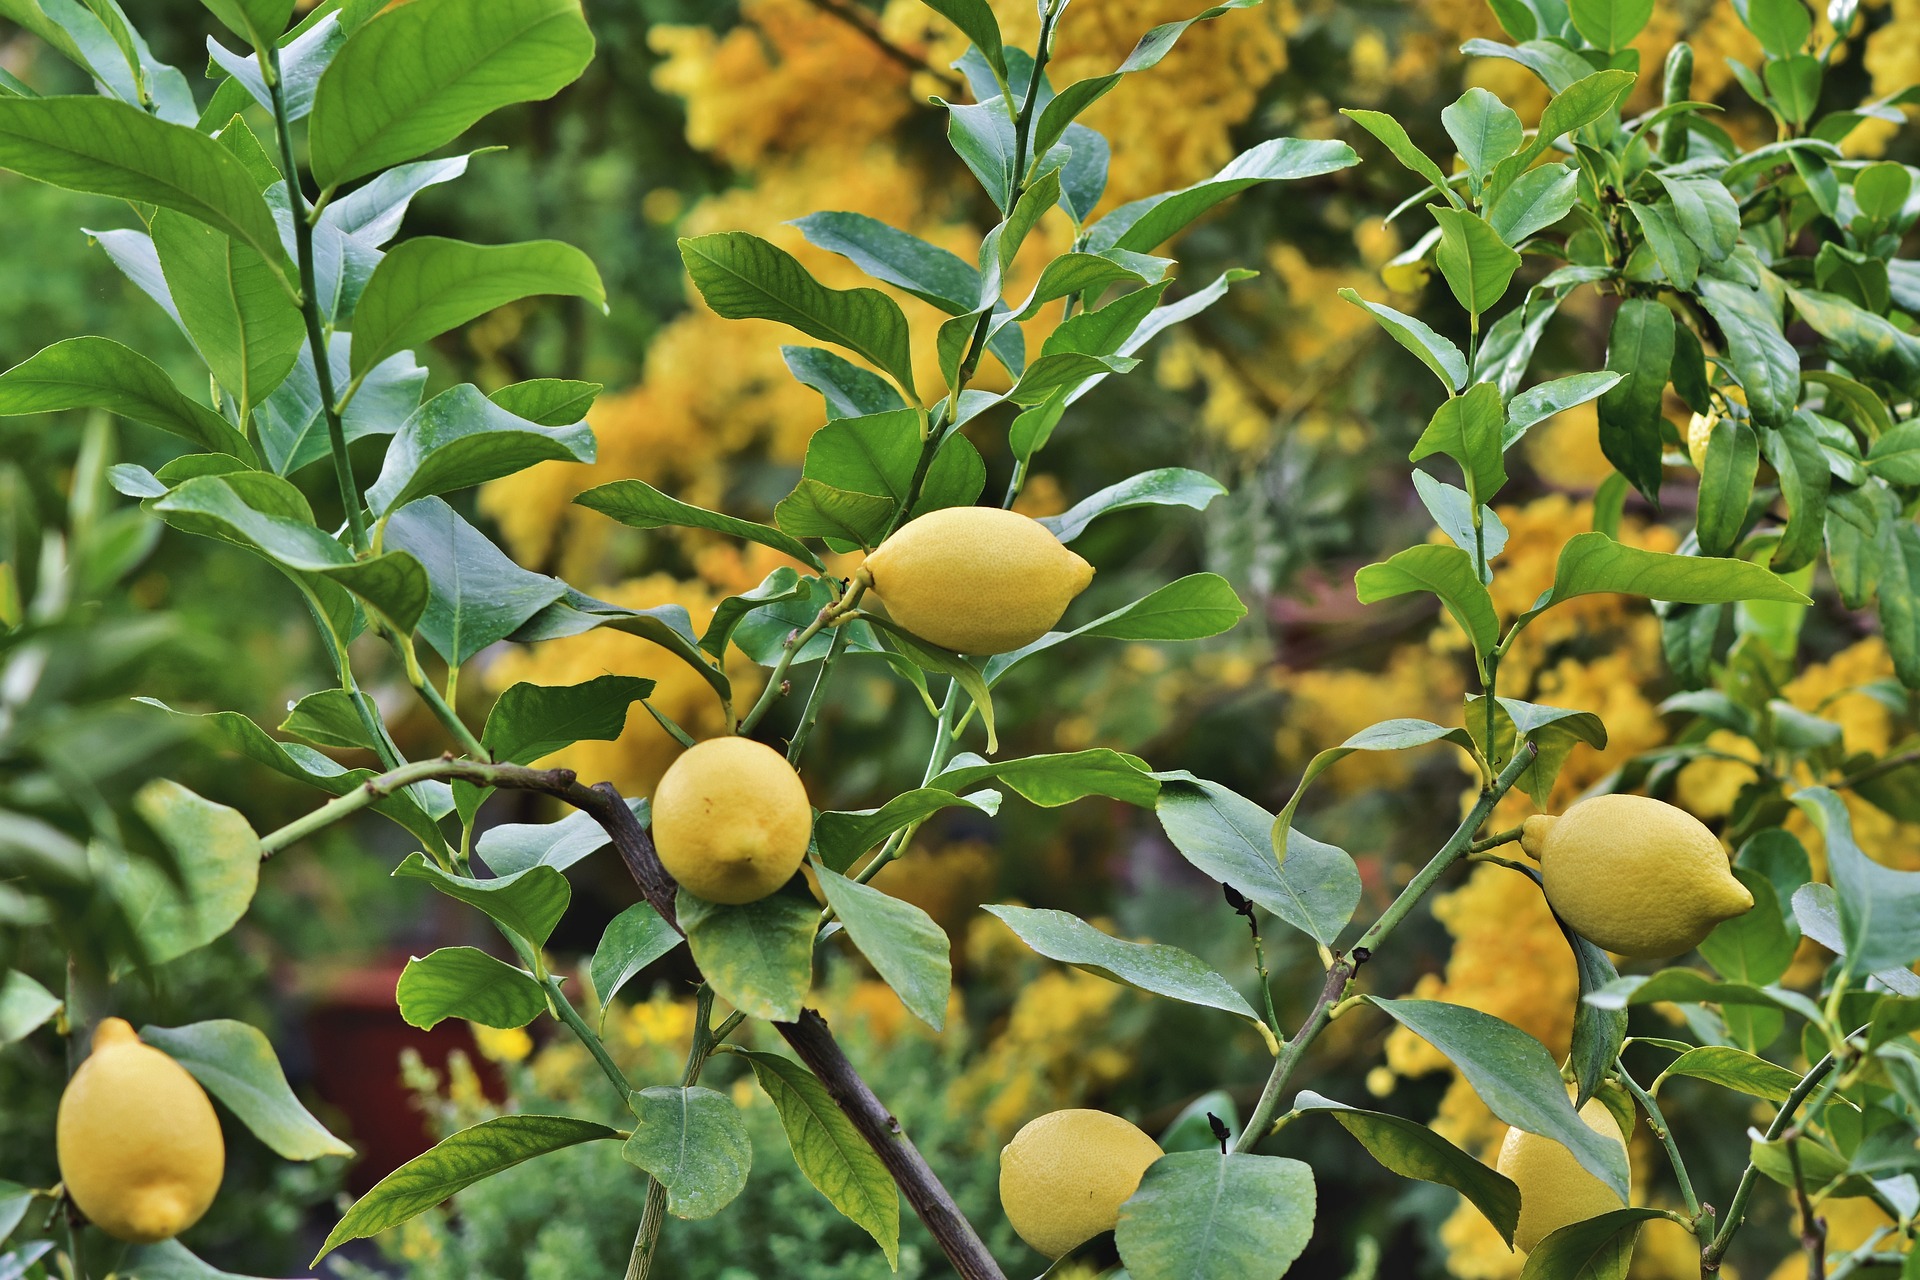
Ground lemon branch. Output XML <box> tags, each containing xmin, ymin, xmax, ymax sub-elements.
<box><xmin>1614</xmin><ymin>1058</ymin><xmax>1703</xmax><ymax>1225</ymax></box>
<box><xmin>738</xmin><ymin>575</ymin><xmax>868</xmax><ymax>737</ymax></box>
<box><xmin>1231</xmin><ymin>743</ymin><xmax>1539</xmax><ymax>1154</ymax></box>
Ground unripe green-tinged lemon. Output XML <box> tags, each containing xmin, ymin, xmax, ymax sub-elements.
<box><xmin>999</xmin><ymin>1109</ymin><xmax>1163</xmax><ymax>1258</ymax></box>
<box><xmin>1496</xmin><ymin>1094</ymin><xmax>1629</xmax><ymax>1253</ymax></box>
<box><xmin>651</xmin><ymin>736</ymin><xmax>812</xmax><ymax>904</ymax></box>
<box><xmin>863</xmin><ymin>507</ymin><xmax>1094</xmax><ymax>654</ymax></box>
<box><xmin>57</xmin><ymin>1017</ymin><xmax>224</xmax><ymax>1243</ymax></box>
<box><xmin>1521</xmin><ymin>794</ymin><xmax>1752</xmax><ymax>958</ymax></box>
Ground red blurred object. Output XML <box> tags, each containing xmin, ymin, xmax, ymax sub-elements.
<box><xmin>304</xmin><ymin>957</ymin><xmax>505</xmax><ymax>1193</ymax></box>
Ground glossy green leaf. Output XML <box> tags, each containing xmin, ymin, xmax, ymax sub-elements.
<box><xmin>313</xmin><ymin>1115</ymin><xmax>617</xmax><ymax>1262</ymax></box>
<box><xmin>1596</xmin><ymin>297</ymin><xmax>1672</xmax><ymax>501</ymax></box>
<box><xmin>120</xmin><ymin>1238</ymin><xmax>280</xmax><ymax>1278</ymax></box>
<box><xmin>680</xmin><ymin>231</ymin><xmax>915</xmax><ymax>396</ymax></box>
<box><xmin>1414</xmin><ymin>474</ymin><xmax>1508</xmax><ymax>580</ymax></box>
<box><xmin>741</xmin><ymin>1051</ymin><xmax>900</xmax><ymax>1266</ymax></box>
<box><xmin>1443</xmin><ymin>87</ymin><xmax>1523</xmax><ymax>185</ymax></box>
<box><xmin>1630</xmin><ymin>200</ymin><xmax>1701</xmax><ymax>289</ymax></box>
<box><xmin>0</xmin><ymin>970</ymin><xmax>59</xmax><ymax>1046</ymax></box>
<box><xmin>1879</xmin><ymin>520</ymin><xmax>1920</xmax><ymax>688</ymax></box>
<box><xmin>622</xmin><ymin>1087</ymin><xmax>751</xmax><ymax>1219</ymax></box>
<box><xmin>393</xmin><ymin>854</ymin><xmax>571</xmax><ymax>948</ymax></box>
<box><xmin>1518</xmin><ymin>1208</ymin><xmax>1665</xmax><ymax>1280</ymax></box>
<box><xmin>1338</xmin><ymin>289</ymin><xmax>1467</xmax><ymax>391</ymax></box>
<box><xmin>349</xmin><ymin>237</ymin><xmax>606</xmax><ymax>382</ymax></box>
<box><xmin>811</xmin><ymin>788</ymin><xmax>998</xmax><ymax>873</ymax></box>
<box><xmin>1698</xmin><ymin>272</ymin><xmax>1799</xmax><ymax>427</ymax></box>
<box><xmin>200</xmin><ymin>0</ymin><xmax>295</xmax><ymax>48</ymax></box>
<box><xmin>1655</xmin><ymin>1045</ymin><xmax>1799</xmax><ymax>1102</ymax></box>
<box><xmin>1569</xmin><ymin>0</ymin><xmax>1653</xmax><ymax>51</ymax></box>
<box><xmin>820</xmin><ymin>869</ymin><xmax>951</xmax><ymax>1030</ymax></box>
<box><xmin>279</xmin><ymin>688</ymin><xmax>380</xmax><ymax>751</ymax></box>
<box><xmin>95</xmin><ymin>781</ymin><xmax>259</xmax><ymax>967</ymax></box>
<box><xmin>1696</xmin><ymin>417</ymin><xmax>1759</xmax><ymax>557</ymax></box>
<box><xmin>1563</xmin><ymin>924</ymin><xmax>1628</xmax><ymax>1108</ymax></box>
<box><xmin>985</xmin><ymin>574</ymin><xmax>1247</xmax><ymax>684</ymax></box>
<box><xmin>984</xmin><ymin>903</ymin><xmax>1262</xmax><ymax>1028</ymax></box>
<box><xmin>1154</xmin><ymin>773</ymin><xmax>1359</xmax><ymax>948</ymax></box>
<box><xmin>395</xmin><ymin>946</ymin><xmax>546</xmax><ymax>1030</ymax></box>
<box><xmin>308</xmin><ymin>0</ymin><xmax>592</xmax><ymax>188</ymax></box>
<box><xmin>931</xmin><ymin>748</ymin><xmax>1159</xmax><ymax>808</ymax></box>
<box><xmin>1115</xmin><ymin>1151</ymin><xmax>1316</xmax><ymax>1280</ymax></box>
<box><xmin>1431</xmin><ymin>205</ymin><xmax>1521</xmax><ymax>320</ymax></box>
<box><xmin>678</xmin><ymin>887</ymin><xmax>817</xmax><ymax>1022</ymax></box>
<box><xmin>383</xmin><ymin>497</ymin><xmax>568</xmax><ymax>666</ymax></box>
<box><xmin>1038</xmin><ymin>468</ymin><xmax>1225</xmax><ymax>543</ymax></box>
<box><xmin>1273</xmin><ymin>719</ymin><xmax>1476</xmax><ymax>856</ymax></box>
<box><xmin>1294</xmin><ymin>1092</ymin><xmax>1519</xmax><ymax>1244</ymax></box>
<box><xmin>140</xmin><ymin>1019</ymin><xmax>352</xmax><ymax>1160</ymax></box>
<box><xmin>0</xmin><ymin>337</ymin><xmax>253</xmax><ymax>460</ymax></box>
<box><xmin>151</xmin><ymin>209</ymin><xmax>303</xmax><ymax>418</ymax></box>
<box><xmin>256</xmin><ymin>339</ymin><xmax>427</xmax><ymax>476</ymax></box>
<box><xmin>477</xmin><ymin>798</ymin><xmax>646</xmax><ymax>878</ymax></box>
<box><xmin>1356</xmin><ymin>544</ymin><xmax>1500</xmax><ymax>659</ymax></box>
<box><xmin>0</xmin><ymin>96</ymin><xmax>287</xmax><ymax>279</ymax></box>
<box><xmin>1518</xmin><ymin>69</ymin><xmax>1638</xmax><ymax>163</ymax></box>
<box><xmin>1488</xmin><ymin>163</ymin><xmax>1579</xmax><ymax>244</ymax></box>
<box><xmin>792</xmin><ymin>211</ymin><xmax>980</xmax><ymax>314</ymax></box>
<box><xmin>867</xmin><ymin>618</ymin><xmax>998</xmax><ymax>751</ymax></box>
<box><xmin>783</xmin><ymin>345</ymin><xmax>905</xmax><ymax>420</ymax></box>
<box><xmin>774</xmin><ymin>479</ymin><xmax>900</xmax><ymax>549</ymax></box>
<box><xmin>1790</xmin><ymin>287</ymin><xmax>1920</xmax><ymax>397</ymax></box>
<box><xmin>917</xmin><ymin>0</ymin><xmax>1003</xmax><ymax>79</ymax></box>
<box><xmin>1764</xmin><ymin>414</ymin><xmax>1830</xmax><ymax>574</ymax></box>
<box><xmin>1367</xmin><ymin>998</ymin><xmax>1630</xmax><ymax>1198</ymax></box>
<box><xmin>1340</xmin><ymin>109</ymin><xmax>1460</xmax><ymax>206</ymax></box>
<box><xmin>575</xmin><ymin>478</ymin><xmax>822</xmax><ymax>571</ymax></box>
<box><xmin>1412</xmin><ymin>381</ymin><xmax>1507</xmax><ymax>505</ymax></box>
<box><xmin>1088</xmin><ymin>136</ymin><xmax>1359</xmax><ymax>253</ymax></box>
<box><xmin>1542</xmin><ymin>533</ymin><xmax>1811</xmax><ymax>610</ymax></box>
<box><xmin>588</xmin><ymin>901</ymin><xmax>681</xmax><ymax>1022</ymax></box>
<box><xmin>1792</xmin><ymin>786</ymin><xmax>1920</xmax><ymax>973</ymax></box>
<box><xmin>1741</xmin><ymin>0</ymin><xmax>1813</xmax><ymax>58</ymax></box>
<box><xmin>1700</xmin><ymin>867</ymin><xmax>1795</xmax><ymax>986</ymax></box>
<box><xmin>481</xmin><ymin>675</ymin><xmax>652</xmax><ymax>768</ymax></box>
<box><xmin>1505</xmin><ymin>371</ymin><xmax>1622</xmax><ymax>447</ymax></box>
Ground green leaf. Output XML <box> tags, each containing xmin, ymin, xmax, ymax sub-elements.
<box><xmin>575</xmin><ymin>478</ymin><xmax>823</xmax><ymax>571</ymax></box>
<box><xmin>984</xmin><ymin>903</ymin><xmax>1263</xmax><ymax>1029</ymax></box>
<box><xmin>799</xmin><ymin>410</ymin><xmax>984</xmax><ymax>544</ymax></box>
<box><xmin>313</xmin><ymin>1115</ymin><xmax>618</xmax><ymax>1262</ymax></box>
<box><xmin>1792</xmin><ymin>786</ymin><xmax>1920</xmax><ymax>973</ymax></box>
<box><xmin>1696</xmin><ymin>418</ymin><xmax>1759</xmax><ymax>557</ymax></box>
<box><xmin>96</xmin><ymin>781</ymin><xmax>259</xmax><ymax>967</ymax></box>
<box><xmin>350</xmin><ymin>238</ymin><xmax>606</xmax><ymax>383</ymax></box>
<box><xmin>1585</xmin><ymin>969</ymin><xmax>1821</xmax><ymax>1022</ymax></box>
<box><xmin>1338</xmin><ymin>289</ymin><xmax>1467</xmax><ymax>391</ymax></box>
<box><xmin>1741</xmin><ymin>0</ymin><xmax>1812</xmax><ymax>58</ymax></box>
<box><xmin>1518</xmin><ymin>1208</ymin><xmax>1665</xmax><ymax>1280</ymax></box>
<box><xmin>678</xmin><ymin>887</ymin><xmax>817</xmax><ymax>1022</ymax></box>
<box><xmin>489</xmin><ymin>378</ymin><xmax>599</xmax><ymax>427</ymax></box>
<box><xmin>1790</xmin><ymin>287</ymin><xmax>1920</xmax><ymax>398</ymax></box>
<box><xmin>866</xmin><ymin>619</ymin><xmax>998</xmax><ymax>753</ymax></box>
<box><xmin>741</xmin><ymin>1051</ymin><xmax>900</xmax><ymax>1266</ymax></box>
<box><xmin>257</xmin><ymin>340</ymin><xmax>427</xmax><ymax>476</ymax></box>
<box><xmin>1597</xmin><ymin>297</ymin><xmax>1673</xmax><ymax>501</ymax></box>
<box><xmin>1763</xmin><ymin>415</ymin><xmax>1830</xmax><ymax>574</ymax></box>
<box><xmin>1115</xmin><ymin>1151</ymin><xmax>1316</xmax><ymax>1280</ymax></box>
<box><xmin>383</xmin><ymin>498</ymin><xmax>568</xmax><ymax>666</ymax></box>
<box><xmin>308</xmin><ymin>0</ymin><xmax>591</xmax><ymax>189</ymax></box>
<box><xmin>1443</xmin><ymin>87</ymin><xmax>1524</xmax><ymax>185</ymax></box>
<box><xmin>1356</xmin><ymin>544</ymin><xmax>1501</xmax><ymax>660</ymax></box>
<box><xmin>1272</xmin><ymin>720</ymin><xmax>1477</xmax><ymax>856</ymax></box>
<box><xmin>819</xmin><ymin>869</ymin><xmax>951</xmax><ymax>1030</ymax></box>
<box><xmin>1519</xmin><ymin>69</ymin><xmax>1638</xmax><ymax>163</ymax></box>
<box><xmin>1698</xmin><ymin>272</ymin><xmax>1799</xmax><ymax>427</ymax></box>
<box><xmin>1630</xmin><ymin>201</ymin><xmax>1701</xmax><ymax>290</ymax></box>
<box><xmin>1879</xmin><ymin>520</ymin><xmax>1920</xmax><ymax>689</ymax></box>
<box><xmin>1488</xmin><ymin>163</ymin><xmax>1579</xmax><ymax>244</ymax></box>
<box><xmin>680</xmin><ymin>231</ymin><xmax>915</xmax><ymax>396</ymax></box>
<box><xmin>1412</xmin><ymin>381</ymin><xmax>1507</xmax><ymax>506</ymax></box>
<box><xmin>984</xmin><ymin>574</ymin><xmax>1247</xmax><ymax>684</ymax></box>
<box><xmin>279</xmin><ymin>688</ymin><xmax>380</xmax><ymax>751</ymax></box>
<box><xmin>1153</xmin><ymin>774</ymin><xmax>1359</xmax><ymax>947</ymax></box>
<box><xmin>478</xmin><ymin>800</ymin><xmax>646</xmax><ymax>878</ymax></box>
<box><xmin>587</xmin><ymin>901</ymin><xmax>680</xmax><ymax>1020</ymax></box>
<box><xmin>931</xmin><ymin>748</ymin><xmax>1160</xmax><ymax>808</ymax></box>
<box><xmin>151</xmin><ymin>209</ymin><xmax>303</xmax><ymax>418</ymax></box>
<box><xmin>1038</xmin><ymin>468</ymin><xmax>1225</xmax><ymax>544</ymax></box>
<box><xmin>1569</xmin><ymin>0</ymin><xmax>1653</xmax><ymax>51</ymax></box>
<box><xmin>0</xmin><ymin>96</ymin><xmax>288</xmax><ymax>281</ymax></box>
<box><xmin>811</xmin><ymin>789</ymin><xmax>998</xmax><ymax>874</ymax></box>
<box><xmin>120</xmin><ymin>1239</ymin><xmax>281</xmax><ymax>1278</ymax></box>
<box><xmin>1505</xmin><ymin>371</ymin><xmax>1622</xmax><ymax>447</ymax></box>
<box><xmin>1431</xmin><ymin>205</ymin><xmax>1521</xmax><ymax>320</ymax></box>
<box><xmin>1465</xmin><ymin>37</ymin><xmax>1608</xmax><ymax>93</ymax></box>
<box><xmin>511</xmin><ymin>589</ymin><xmax>733</xmax><ymax>710</ymax></box>
<box><xmin>622</xmin><ymin>1087</ymin><xmax>751</xmax><ymax>1220</ymax></box>
<box><xmin>139</xmin><ymin>1019</ymin><xmax>351</xmax><ymax>1160</ymax></box>
<box><xmin>1340</xmin><ymin>109</ymin><xmax>1461</xmax><ymax>206</ymax></box>
<box><xmin>393</xmin><ymin>854</ymin><xmax>571</xmax><ymax>948</ymax></box>
<box><xmin>1087</xmin><ymin>136</ymin><xmax>1359</xmax><ymax>253</ymax></box>
<box><xmin>1700</xmin><ymin>866</ymin><xmax>1795</xmax><ymax>986</ymax></box>
<box><xmin>1656</xmin><ymin>1045</ymin><xmax>1799</xmax><ymax>1102</ymax></box>
<box><xmin>0</xmin><ymin>337</ymin><xmax>254</xmax><ymax>461</ymax></box>
<box><xmin>1653</xmin><ymin>174</ymin><xmax>1739</xmax><ymax>264</ymax></box>
<box><xmin>395</xmin><ymin>946</ymin><xmax>546</xmax><ymax>1030</ymax></box>
<box><xmin>783</xmin><ymin>345</ymin><xmax>905</xmax><ymax>420</ymax></box>
<box><xmin>0</xmin><ymin>970</ymin><xmax>59</xmax><ymax>1046</ymax></box>
<box><xmin>773</xmin><ymin>479</ymin><xmax>899</xmax><ymax>549</ymax></box>
<box><xmin>325</xmin><ymin>549</ymin><xmax>429</xmax><ymax>637</ymax></box>
<box><xmin>917</xmin><ymin>0</ymin><xmax>1003</xmax><ymax>79</ymax></box>
<box><xmin>482</xmin><ymin>675</ymin><xmax>652</xmax><ymax>767</ymax></box>
<box><xmin>1541</xmin><ymin>532</ymin><xmax>1811</xmax><ymax>610</ymax></box>
<box><xmin>1294</xmin><ymin>1092</ymin><xmax>1519</xmax><ymax>1244</ymax></box>
<box><xmin>1563</xmin><ymin>925</ymin><xmax>1627</xmax><ymax>1108</ymax></box>
<box><xmin>1366</xmin><ymin>998</ymin><xmax>1630</xmax><ymax>1198</ymax></box>
<box><xmin>792</xmin><ymin>211</ymin><xmax>980</xmax><ymax>314</ymax></box>
<box><xmin>1466</xmin><ymin>696</ymin><xmax>1608</xmax><ymax>807</ymax></box>
<box><xmin>200</xmin><ymin>0</ymin><xmax>295</xmax><ymax>48</ymax></box>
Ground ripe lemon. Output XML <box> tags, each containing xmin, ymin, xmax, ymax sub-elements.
<box><xmin>56</xmin><ymin>1017</ymin><xmax>224</xmax><ymax>1242</ymax></box>
<box><xmin>863</xmin><ymin>506</ymin><xmax>1094</xmax><ymax>654</ymax></box>
<box><xmin>1496</xmin><ymin>1094</ymin><xmax>1629</xmax><ymax>1253</ymax></box>
<box><xmin>651</xmin><ymin>736</ymin><xmax>812</xmax><ymax>904</ymax></box>
<box><xmin>1686</xmin><ymin>411</ymin><xmax>1716</xmax><ymax>472</ymax></box>
<box><xmin>1521</xmin><ymin>794</ymin><xmax>1753</xmax><ymax>958</ymax></box>
<box><xmin>999</xmin><ymin>1108</ymin><xmax>1163</xmax><ymax>1258</ymax></box>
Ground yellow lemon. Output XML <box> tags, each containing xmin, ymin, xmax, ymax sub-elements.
<box><xmin>863</xmin><ymin>506</ymin><xmax>1094</xmax><ymax>654</ymax></box>
<box><xmin>999</xmin><ymin>1109</ymin><xmax>1163</xmax><ymax>1258</ymax></box>
<box><xmin>1496</xmin><ymin>1094</ymin><xmax>1629</xmax><ymax>1253</ymax></box>
<box><xmin>56</xmin><ymin>1017</ymin><xmax>224</xmax><ymax>1243</ymax></box>
<box><xmin>651</xmin><ymin>736</ymin><xmax>812</xmax><ymax>904</ymax></box>
<box><xmin>1686</xmin><ymin>411</ymin><xmax>1716</xmax><ymax>472</ymax></box>
<box><xmin>1521</xmin><ymin>794</ymin><xmax>1753</xmax><ymax>958</ymax></box>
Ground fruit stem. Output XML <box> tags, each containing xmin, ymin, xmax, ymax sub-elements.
<box><xmin>1615</xmin><ymin>1056</ymin><xmax>1702</xmax><ymax>1220</ymax></box>
<box><xmin>1230</xmin><ymin>744</ymin><xmax>1537</xmax><ymax>1153</ymax></box>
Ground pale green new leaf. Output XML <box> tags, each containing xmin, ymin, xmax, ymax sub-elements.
<box><xmin>96</xmin><ymin>781</ymin><xmax>259</xmax><ymax>967</ymax></box>
<box><xmin>392</xmin><ymin>854</ymin><xmax>571</xmax><ymax>948</ymax></box>
<box><xmin>1356</xmin><ymin>544</ymin><xmax>1501</xmax><ymax>659</ymax></box>
<box><xmin>1430</xmin><ymin>205</ymin><xmax>1521</xmax><ymax>320</ymax></box>
<box><xmin>588</xmin><ymin>902</ymin><xmax>681</xmax><ymax>1023</ymax></box>
<box><xmin>395</xmin><ymin>947</ymin><xmax>546</xmax><ymax>1030</ymax></box>
<box><xmin>140</xmin><ymin>1019</ymin><xmax>352</xmax><ymax>1159</ymax></box>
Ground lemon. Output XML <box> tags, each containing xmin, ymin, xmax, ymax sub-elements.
<box><xmin>1686</xmin><ymin>411</ymin><xmax>1716</xmax><ymax>472</ymax></box>
<box><xmin>999</xmin><ymin>1108</ymin><xmax>1163</xmax><ymax>1258</ymax></box>
<box><xmin>651</xmin><ymin>736</ymin><xmax>812</xmax><ymax>904</ymax></box>
<box><xmin>56</xmin><ymin>1017</ymin><xmax>224</xmax><ymax>1243</ymax></box>
<box><xmin>1521</xmin><ymin>794</ymin><xmax>1753</xmax><ymax>958</ymax></box>
<box><xmin>863</xmin><ymin>506</ymin><xmax>1094</xmax><ymax>654</ymax></box>
<box><xmin>1496</xmin><ymin>1094</ymin><xmax>1629</xmax><ymax>1253</ymax></box>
